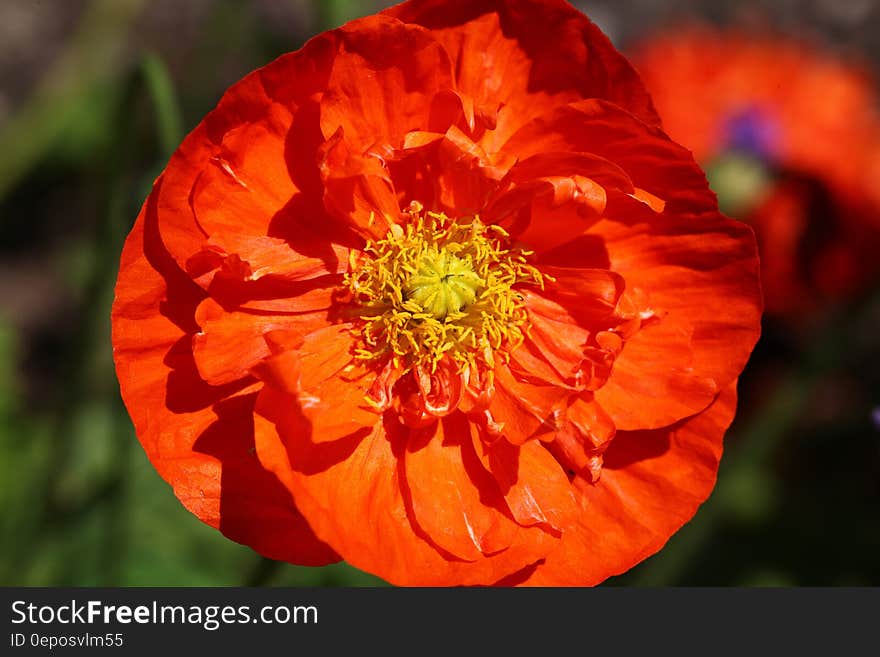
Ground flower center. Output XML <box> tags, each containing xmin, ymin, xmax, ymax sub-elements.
<box><xmin>404</xmin><ymin>249</ymin><xmax>483</xmax><ymax>320</ymax></box>
<box><xmin>345</xmin><ymin>203</ymin><xmax>543</xmax><ymax>372</ymax></box>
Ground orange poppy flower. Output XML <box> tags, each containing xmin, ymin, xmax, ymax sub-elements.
<box><xmin>630</xmin><ymin>26</ymin><xmax>880</xmax><ymax>316</ymax></box>
<box><xmin>112</xmin><ymin>0</ymin><xmax>762</xmax><ymax>585</ymax></box>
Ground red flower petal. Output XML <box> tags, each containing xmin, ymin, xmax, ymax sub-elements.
<box><xmin>404</xmin><ymin>414</ymin><xmax>521</xmax><ymax>560</ymax></box>
<box><xmin>590</xmin><ymin>209</ymin><xmax>762</xmax><ymax>429</ymax></box>
<box><xmin>524</xmin><ymin>384</ymin><xmax>737</xmax><ymax>585</ymax></box>
<box><xmin>551</xmin><ymin>395</ymin><xmax>616</xmax><ymax>480</ymax></box>
<box><xmin>250</xmin><ymin>325</ymin><xmax>378</xmax><ymax>444</ymax></box>
<box><xmin>319</xmin><ymin>15</ymin><xmax>455</xmax><ymax>150</ymax></box>
<box><xmin>155</xmin><ymin>33</ymin><xmax>339</xmax><ymax>282</ymax></box>
<box><xmin>385</xmin><ymin>0</ymin><xmax>659</xmax><ymax>150</ymax></box>
<box><xmin>506</xmin><ymin>268</ymin><xmax>623</xmax><ymax>390</ymax></box>
<box><xmin>191</xmin><ymin>296</ymin><xmax>333</xmax><ymax>386</ymax></box>
<box><xmin>191</xmin><ymin>121</ymin><xmax>293</xmax><ymax>241</ymax></box>
<box><xmin>488</xmin><ymin>364</ymin><xmax>567</xmax><ymax>444</ymax></box>
<box><xmin>317</xmin><ymin>128</ymin><xmax>399</xmax><ymax>240</ymax></box>
<box><xmin>112</xmin><ymin>190</ymin><xmax>337</xmax><ymax>566</ymax></box>
<box><xmin>518</xmin><ymin>291</ymin><xmax>592</xmax><ymax>386</ymax></box>
<box><xmin>252</xmin><ymin>402</ymin><xmax>557</xmax><ymax>585</ymax></box>
<box><xmin>503</xmin><ymin>99</ymin><xmax>717</xmax><ymax>216</ymax></box>
<box><xmin>537</xmin><ymin>266</ymin><xmax>625</xmax><ymax>324</ymax></box>
<box><xmin>393</xmin><ymin>124</ymin><xmax>515</xmax><ymax>216</ymax></box>
<box><xmin>189</xmin><ymin>121</ymin><xmax>349</xmax><ymax>283</ymax></box>
<box><xmin>473</xmin><ymin>433</ymin><xmax>578</xmax><ymax>533</ymax></box>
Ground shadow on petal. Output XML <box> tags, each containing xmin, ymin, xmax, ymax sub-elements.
<box><xmin>192</xmin><ymin>392</ymin><xmax>338</xmax><ymax>565</ymax></box>
<box><xmin>602</xmin><ymin>425</ymin><xmax>675</xmax><ymax>472</ymax></box>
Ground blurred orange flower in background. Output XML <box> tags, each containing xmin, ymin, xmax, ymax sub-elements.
<box><xmin>630</xmin><ymin>26</ymin><xmax>880</xmax><ymax>317</ymax></box>
<box><xmin>111</xmin><ymin>0</ymin><xmax>762</xmax><ymax>586</ymax></box>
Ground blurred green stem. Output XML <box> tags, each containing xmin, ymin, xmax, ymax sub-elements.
<box><xmin>0</xmin><ymin>0</ymin><xmax>145</xmax><ymax>202</ymax></box>
<box><xmin>140</xmin><ymin>53</ymin><xmax>184</xmax><ymax>159</ymax></box>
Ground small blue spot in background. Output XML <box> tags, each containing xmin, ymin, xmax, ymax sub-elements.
<box><xmin>718</xmin><ymin>105</ymin><xmax>782</xmax><ymax>162</ymax></box>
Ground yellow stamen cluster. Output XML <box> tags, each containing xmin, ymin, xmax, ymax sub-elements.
<box><xmin>345</xmin><ymin>206</ymin><xmax>544</xmax><ymax>372</ymax></box>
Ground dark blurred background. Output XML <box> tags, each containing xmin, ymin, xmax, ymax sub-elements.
<box><xmin>1</xmin><ymin>0</ymin><xmax>878</xmax><ymax>586</ymax></box>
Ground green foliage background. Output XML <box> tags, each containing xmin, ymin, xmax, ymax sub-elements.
<box><xmin>0</xmin><ymin>0</ymin><xmax>877</xmax><ymax>587</ymax></box>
